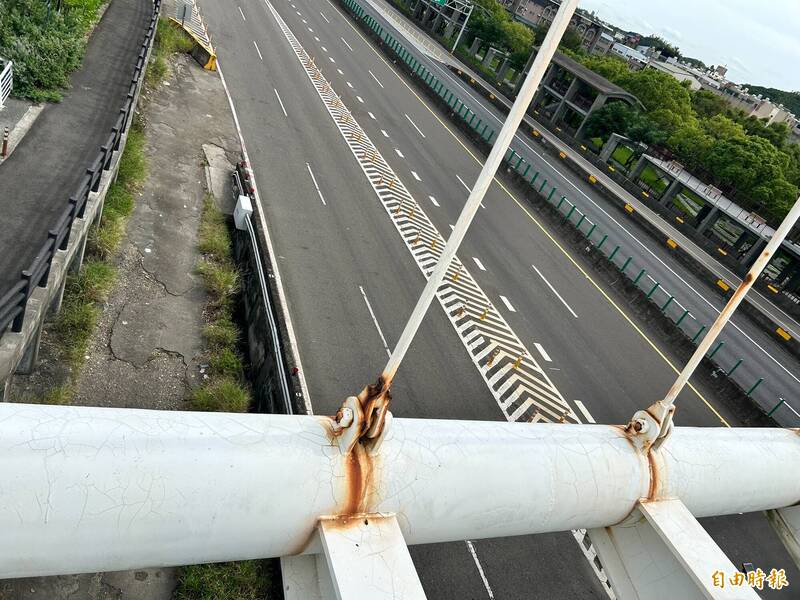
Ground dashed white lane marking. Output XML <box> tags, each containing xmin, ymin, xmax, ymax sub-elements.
<box><xmin>357</xmin><ymin>95</ymin><xmax>364</xmax><ymax>103</ymax></box>
<box><xmin>336</xmin><ymin>67</ymin><xmax>343</xmax><ymax>74</ymax></box>
<box><xmin>456</xmin><ymin>174</ymin><xmax>485</xmax><ymax>208</ymax></box>
<box><xmin>341</xmin><ymin>37</ymin><xmax>354</xmax><ymax>51</ymax></box>
<box><xmin>574</xmin><ymin>400</ymin><xmax>596</xmax><ymax>423</ymax></box>
<box><xmin>314</xmin><ymin>36</ymin><xmax>320</xmax><ymax>42</ymax></box>
<box><xmin>532</xmin><ymin>264</ymin><xmax>579</xmax><ymax>319</ymax></box>
<box><xmin>368</xmin><ymin>69</ymin><xmax>384</xmax><ymax>88</ymax></box>
<box><xmin>308</xmin><ymin>27</ymin><xmax>313</xmax><ymax>32</ymax></box>
<box><xmin>534</xmin><ymin>342</ymin><xmax>551</xmax><ymax>363</ymax></box>
<box><xmin>368</xmin><ymin>112</ymin><xmax>376</xmax><ymax>120</ymax></box>
<box><xmin>321</xmin><ymin>45</ymin><xmax>328</xmax><ymax>52</ymax></box>
<box><xmin>267</xmin><ymin>0</ymin><xmax>580</xmax><ymax>426</ymax></box>
<box><xmin>499</xmin><ymin>295</ymin><xmax>516</xmax><ymax>313</ymax></box>
<box><xmin>472</xmin><ymin>257</ymin><xmax>486</xmax><ymax>271</ymax></box>
<box><xmin>320</xmin><ymin>11</ymin><xmax>330</xmax><ymax>23</ymax></box>
<box><xmin>238</xmin><ymin>6</ymin><xmax>246</xmax><ymax>20</ymax></box>
<box><xmin>273</xmin><ymin>88</ymin><xmax>288</xmax><ymax>117</ymax></box>
<box><xmin>411</xmin><ymin>170</ymin><xmax>421</xmax><ymax>181</ymax></box>
<box><xmin>359</xmin><ymin>285</ymin><xmax>391</xmax><ymax>357</ymax></box>
<box><xmin>466</xmin><ymin>541</ymin><xmax>495</xmax><ymax>600</ymax></box>
<box><xmin>429</xmin><ymin>195</ymin><xmax>439</xmax><ymax>207</ymax></box>
<box><xmin>405</xmin><ymin>113</ymin><xmax>426</xmax><ymax>138</ymax></box>
<box><xmin>302</xmin><ymin>18</ymin><xmax>306</xmax><ymax>23</ymax></box>
<box><xmin>305</xmin><ymin>162</ymin><xmax>326</xmax><ymax>206</ymax></box>
<box><xmin>253</xmin><ymin>40</ymin><xmax>263</xmax><ymax>60</ymax></box>
<box><xmin>295</xmin><ymin>10</ymin><xmax>300</xmax><ymax>15</ymax></box>
<box><xmin>394</xmin><ymin>148</ymin><xmax>404</xmax><ymax>158</ymax></box>
<box><xmin>381</xmin><ymin>129</ymin><xmax>389</xmax><ymax>137</ymax></box>
<box><xmin>328</xmin><ymin>56</ymin><xmax>335</xmax><ymax>63</ymax></box>
<box><xmin>346</xmin><ymin>81</ymin><xmax>353</xmax><ymax>88</ymax></box>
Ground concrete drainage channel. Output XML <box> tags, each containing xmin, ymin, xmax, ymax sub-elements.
<box><xmin>336</xmin><ymin>0</ymin><xmax>798</xmax><ymax>428</ymax></box>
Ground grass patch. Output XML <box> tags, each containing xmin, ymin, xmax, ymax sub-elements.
<box><xmin>637</xmin><ymin>164</ymin><xmax>670</xmax><ymax>195</ymax></box>
<box><xmin>610</xmin><ymin>144</ymin><xmax>635</xmax><ymax>170</ymax></box>
<box><xmin>146</xmin><ymin>19</ymin><xmax>194</xmax><ymax>88</ymax></box>
<box><xmin>178</xmin><ymin>196</ymin><xmax>263</xmax><ymax>599</ymax></box>
<box><xmin>19</xmin><ymin>383</ymin><xmax>75</xmax><ymax>405</ymax></box>
<box><xmin>175</xmin><ymin>561</ymin><xmax>273</xmax><ymax>600</ymax></box>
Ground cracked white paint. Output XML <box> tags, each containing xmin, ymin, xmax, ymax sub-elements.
<box><xmin>0</xmin><ymin>403</ymin><xmax>798</xmax><ymax>579</ymax></box>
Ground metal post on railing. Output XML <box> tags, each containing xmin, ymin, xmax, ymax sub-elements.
<box><xmin>1</xmin><ymin>127</ymin><xmax>8</xmax><ymax>159</ymax></box>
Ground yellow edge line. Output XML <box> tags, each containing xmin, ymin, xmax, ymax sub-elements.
<box><xmin>328</xmin><ymin>0</ymin><xmax>730</xmax><ymax>427</ymax></box>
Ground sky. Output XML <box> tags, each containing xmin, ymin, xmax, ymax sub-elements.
<box><xmin>576</xmin><ymin>0</ymin><xmax>800</xmax><ymax>91</ymax></box>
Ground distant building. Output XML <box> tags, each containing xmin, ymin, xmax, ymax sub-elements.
<box><xmin>502</xmin><ymin>0</ymin><xmax>613</xmax><ymax>54</ymax></box>
<box><xmin>647</xmin><ymin>59</ymin><xmax>702</xmax><ymax>91</ymax></box>
<box><xmin>592</xmin><ymin>32</ymin><xmax>614</xmax><ymax>55</ymax></box>
<box><xmin>714</xmin><ymin>65</ymin><xmax>727</xmax><ymax>78</ymax></box>
<box><xmin>609</xmin><ymin>43</ymin><xmax>648</xmax><ymax>70</ymax></box>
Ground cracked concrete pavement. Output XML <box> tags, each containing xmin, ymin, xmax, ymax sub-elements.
<box><xmin>1</xmin><ymin>52</ymin><xmax>240</xmax><ymax>599</ymax></box>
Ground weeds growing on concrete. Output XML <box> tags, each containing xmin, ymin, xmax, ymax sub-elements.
<box><xmin>147</xmin><ymin>19</ymin><xmax>195</xmax><ymax>88</ymax></box>
<box><xmin>177</xmin><ymin>197</ymin><xmax>266</xmax><ymax>598</ymax></box>
<box><xmin>175</xmin><ymin>560</ymin><xmax>274</xmax><ymax>600</ymax></box>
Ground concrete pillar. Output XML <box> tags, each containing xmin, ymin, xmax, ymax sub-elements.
<box><xmin>629</xmin><ymin>155</ymin><xmax>649</xmax><ymax>180</ymax></box>
<box><xmin>576</xmin><ymin>92</ymin><xmax>606</xmax><ymax>139</ymax></box>
<box><xmin>49</xmin><ymin>277</ymin><xmax>68</xmax><ymax>317</ymax></box>
<box><xmin>431</xmin><ymin>11</ymin><xmax>443</xmax><ymax>33</ymax></box>
<box><xmin>2</xmin><ymin>376</ymin><xmax>10</xmax><ymax>402</ymax></box>
<box><xmin>599</xmin><ymin>133</ymin><xmax>625</xmax><ymax>163</ymax></box>
<box><xmin>695</xmin><ymin>206</ymin><xmax>720</xmax><ymax>235</ymax></box>
<box><xmin>742</xmin><ymin>238</ymin><xmax>767</xmax><ymax>268</ymax></box>
<box><xmin>469</xmin><ymin>37</ymin><xmax>482</xmax><ymax>56</ymax></box>
<box><xmin>15</xmin><ymin>321</ymin><xmax>44</xmax><ymax>376</ymax></box>
<box><xmin>659</xmin><ymin>178</ymin><xmax>683</xmax><ymax>207</ymax></box>
<box><xmin>562</xmin><ymin>77</ymin><xmax>580</xmax><ymax>103</ymax></box>
<box><xmin>443</xmin><ymin>10</ymin><xmax>460</xmax><ymax>39</ymax></box>
<box><xmin>482</xmin><ymin>47</ymin><xmax>497</xmax><ymax>68</ymax></box>
<box><xmin>497</xmin><ymin>57</ymin><xmax>511</xmax><ymax>81</ymax></box>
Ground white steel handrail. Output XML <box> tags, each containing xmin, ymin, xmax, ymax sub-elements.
<box><xmin>1</xmin><ymin>402</ymin><xmax>798</xmax><ymax>579</ymax></box>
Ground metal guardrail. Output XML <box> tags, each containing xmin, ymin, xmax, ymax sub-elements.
<box><xmin>0</xmin><ymin>2</ymin><xmax>161</xmax><ymax>337</ymax></box>
<box><xmin>167</xmin><ymin>0</ymin><xmax>216</xmax><ymax>70</ymax></box>
<box><xmin>0</xmin><ymin>59</ymin><xmax>11</xmax><ymax>109</ymax></box>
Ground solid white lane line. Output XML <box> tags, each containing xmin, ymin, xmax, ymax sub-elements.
<box><xmin>305</xmin><ymin>162</ymin><xmax>326</xmax><ymax>206</ymax></box>
<box><xmin>411</xmin><ymin>171</ymin><xmax>421</xmax><ymax>181</ymax></box>
<box><xmin>534</xmin><ymin>342</ymin><xmax>551</xmax><ymax>363</ymax></box>
<box><xmin>357</xmin><ymin>95</ymin><xmax>364</xmax><ymax>103</ymax></box>
<box><xmin>456</xmin><ymin>174</ymin><xmax>485</xmax><ymax>208</ymax></box>
<box><xmin>429</xmin><ymin>195</ymin><xmax>439</xmax><ymax>207</ymax></box>
<box><xmin>253</xmin><ymin>40</ymin><xmax>263</xmax><ymax>60</ymax></box>
<box><xmin>532</xmin><ymin>264</ymin><xmax>578</xmax><ymax>319</ymax></box>
<box><xmin>238</xmin><ymin>6</ymin><xmax>246</xmax><ymax>20</ymax></box>
<box><xmin>320</xmin><ymin>11</ymin><xmax>330</xmax><ymax>23</ymax></box>
<box><xmin>273</xmin><ymin>88</ymin><xmax>288</xmax><ymax>117</ymax></box>
<box><xmin>574</xmin><ymin>400</ymin><xmax>596</xmax><ymax>424</ymax></box>
<box><xmin>381</xmin><ymin>129</ymin><xmax>389</xmax><ymax>137</ymax></box>
<box><xmin>368</xmin><ymin>69</ymin><xmax>385</xmax><ymax>88</ymax></box>
<box><xmin>465</xmin><ymin>541</ymin><xmax>495</xmax><ymax>599</ymax></box>
<box><xmin>359</xmin><ymin>285</ymin><xmax>391</xmax><ymax>357</ymax></box>
<box><xmin>341</xmin><ymin>37</ymin><xmax>354</xmax><ymax>51</ymax></box>
<box><xmin>346</xmin><ymin>81</ymin><xmax>353</xmax><ymax>88</ymax></box>
<box><xmin>405</xmin><ymin>113</ymin><xmax>426</xmax><ymax>138</ymax></box>
<box><xmin>449</xmin><ymin>224</ymin><xmax>455</xmax><ymax>230</ymax></box>
<box><xmin>499</xmin><ymin>295</ymin><xmax>516</xmax><ymax>312</ymax></box>
<box><xmin>394</xmin><ymin>148</ymin><xmax>404</xmax><ymax>158</ymax></box>
<box><xmin>473</xmin><ymin>257</ymin><xmax>486</xmax><ymax>271</ymax></box>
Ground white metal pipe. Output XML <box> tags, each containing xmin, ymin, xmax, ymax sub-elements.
<box><xmin>451</xmin><ymin>4</ymin><xmax>472</xmax><ymax>54</ymax></box>
<box><xmin>1</xmin><ymin>403</ymin><xmax>798</xmax><ymax>578</ymax></box>
<box><xmin>662</xmin><ymin>195</ymin><xmax>800</xmax><ymax>406</ymax></box>
<box><xmin>382</xmin><ymin>0</ymin><xmax>579</xmax><ymax>382</ymax></box>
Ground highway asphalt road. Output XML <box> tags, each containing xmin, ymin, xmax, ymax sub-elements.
<box><xmin>0</xmin><ymin>0</ymin><xmax>150</xmax><ymax>300</ymax></box>
<box><xmin>199</xmin><ymin>0</ymin><xmax>798</xmax><ymax>596</ymax></box>
<box><xmin>354</xmin><ymin>0</ymin><xmax>800</xmax><ymax>425</ymax></box>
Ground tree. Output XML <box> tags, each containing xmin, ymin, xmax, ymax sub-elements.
<box><xmin>582</xmin><ymin>102</ymin><xmax>638</xmax><ymax>140</ymax></box>
<box><xmin>701</xmin><ymin>114</ymin><xmax>747</xmax><ymax>141</ymax></box>
<box><xmin>559</xmin><ymin>28</ymin><xmax>583</xmax><ymax>53</ymax></box>
<box><xmin>578</xmin><ymin>54</ymin><xmax>629</xmax><ymax>84</ymax></box>
<box><xmin>691</xmin><ymin>90</ymin><xmax>728</xmax><ymax>119</ymax></box>
<box><xmin>667</xmin><ymin>124</ymin><xmax>713</xmax><ymax>170</ymax></box>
